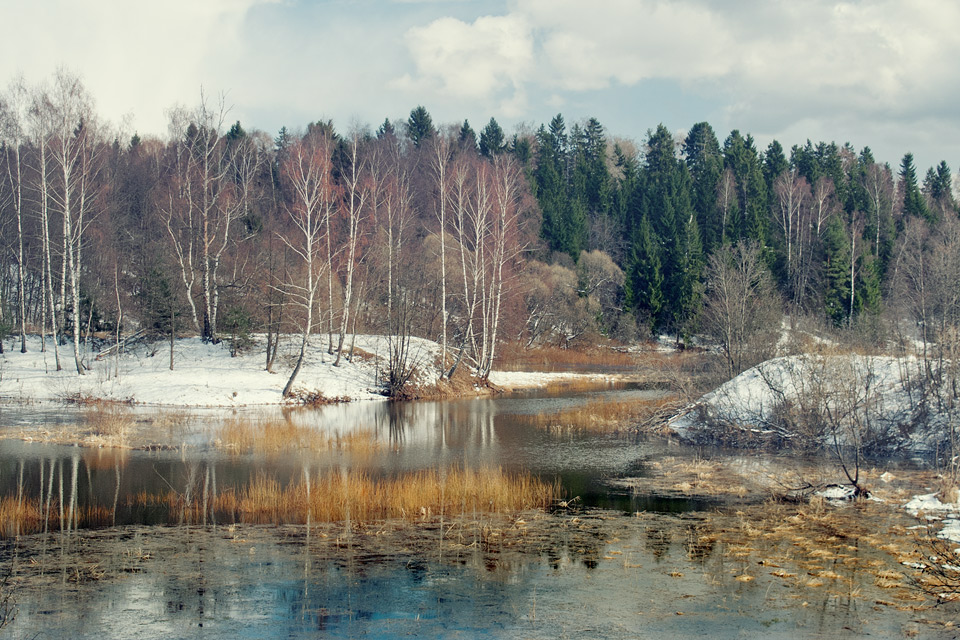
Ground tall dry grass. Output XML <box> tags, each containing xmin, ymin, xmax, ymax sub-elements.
<box><xmin>519</xmin><ymin>395</ymin><xmax>681</xmax><ymax>433</ymax></box>
<box><xmin>134</xmin><ymin>467</ymin><xmax>556</xmax><ymax>525</ymax></box>
<box><xmin>215</xmin><ymin>417</ymin><xmax>380</xmax><ymax>455</ymax></box>
<box><xmin>81</xmin><ymin>406</ymin><xmax>133</xmax><ymax>447</ymax></box>
<box><xmin>496</xmin><ymin>343</ymin><xmax>637</xmax><ymax>372</ymax></box>
<box><xmin>0</xmin><ymin>497</ymin><xmax>113</xmax><ymax>537</ymax></box>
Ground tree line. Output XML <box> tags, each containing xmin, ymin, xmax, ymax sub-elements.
<box><xmin>0</xmin><ymin>71</ymin><xmax>956</xmax><ymax>388</ymax></box>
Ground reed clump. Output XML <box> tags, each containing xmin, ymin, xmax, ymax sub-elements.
<box><xmin>135</xmin><ymin>467</ymin><xmax>556</xmax><ymax>525</ymax></box>
<box><xmin>519</xmin><ymin>395</ymin><xmax>680</xmax><ymax>434</ymax></box>
<box><xmin>0</xmin><ymin>497</ymin><xmax>114</xmax><ymax>537</ymax></box>
<box><xmin>215</xmin><ymin>417</ymin><xmax>380</xmax><ymax>455</ymax></box>
<box><xmin>81</xmin><ymin>406</ymin><xmax>134</xmax><ymax>447</ymax></box>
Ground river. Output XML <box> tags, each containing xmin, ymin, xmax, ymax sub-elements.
<box><xmin>0</xmin><ymin>384</ymin><xmax>956</xmax><ymax>638</ymax></box>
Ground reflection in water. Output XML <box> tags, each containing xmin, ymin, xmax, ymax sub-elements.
<box><xmin>3</xmin><ymin>387</ymin><xmax>952</xmax><ymax>638</ymax></box>
<box><xmin>4</xmin><ymin>505</ymin><xmax>947</xmax><ymax>640</ymax></box>
<box><xmin>0</xmin><ymin>388</ymin><xmax>675</xmax><ymax>533</ymax></box>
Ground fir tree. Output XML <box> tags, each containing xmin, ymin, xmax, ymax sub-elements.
<box><xmin>822</xmin><ymin>216</ymin><xmax>851</xmax><ymax>325</ymax></box>
<box><xmin>899</xmin><ymin>152</ymin><xmax>929</xmax><ymax>221</ymax></box>
<box><xmin>625</xmin><ymin>215</ymin><xmax>664</xmax><ymax>333</ymax></box>
<box><xmin>406</xmin><ymin>105</ymin><xmax>435</xmax><ymax>149</ymax></box>
<box><xmin>478</xmin><ymin>117</ymin><xmax>506</xmax><ymax>157</ymax></box>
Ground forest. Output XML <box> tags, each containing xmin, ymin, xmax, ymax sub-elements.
<box><xmin>0</xmin><ymin>71</ymin><xmax>957</xmax><ymax>393</ymax></box>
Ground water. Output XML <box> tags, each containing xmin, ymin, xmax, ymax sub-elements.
<box><xmin>0</xmin><ymin>386</ymin><xmax>956</xmax><ymax>638</ymax></box>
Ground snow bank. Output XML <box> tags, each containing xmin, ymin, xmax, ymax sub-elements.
<box><xmin>669</xmin><ymin>354</ymin><xmax>928</xmax><ymax>447</ymax></box>
<box><xmin>0</xmin><ymin>335</ymin><xmax>615</xmax><ymax>407</ymax></box>
<box><xmin>0</xmin><ymin>334</ymin><xmax>443</xmax><ymax>407</ymax></box>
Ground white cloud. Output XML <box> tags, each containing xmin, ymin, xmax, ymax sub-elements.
<box><xmin>0</xmin><ymin>0</ymin><xmax>276</xmax><ymax>136</ymax></box>
<box><xmin>400</xmin><ymin>14</ymin><xmax>533</xmax><ymax>103</ymax></box>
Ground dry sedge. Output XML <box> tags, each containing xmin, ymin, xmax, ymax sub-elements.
<box><xmin>133</xmin><ymin>467</ymin><xmax>556</xmax><ymax>525</ymax></box>
<box><xmin>0</xmin><ymin>496</ymin><xmax>114</xmax><ymax>537</ymax></box>
<box><xmin>518</xmin><ymin>395</ymin><xmax>680</xmax><ymax>434</ymax></box>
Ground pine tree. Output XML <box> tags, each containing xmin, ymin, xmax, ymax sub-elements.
<box><xmin>822</xmin><ymin>216</ymin><xmax>851</xmax><ymax>325</ymax></box>
<box><xmin>899</xmin><ymin>152</ymin><xmax>929</xmax><ymax>221</ymax></box>
<box><xmin>406</xmin><ymin>105</ymin><xmax>435</xmax><ymax>149</ymax></box>
<box><xmin>625</xmin><ymin>214</ymin><xmax>664</xmax><ymax>333</ymax></box>
<box><xmin>478</xmin><ymin>117</ymin><xmax>506</xmax><ymax>157</ymax></box>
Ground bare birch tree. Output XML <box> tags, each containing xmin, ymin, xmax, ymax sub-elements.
<box><xmin>161</xmin><ymin>95</ymin><xmax>245</xmax><ymax>343</ymax></box>
<box><xmin>280</xmin><ymin>131</ymin><xmax>334</xmax><ymax>396</ymax></box>
<box><xmin>0</xmin><ymin>77</ymin><xmax>29</xmax><ymax>352</ymax></box>
<box><xmin>44</xmin><ymin>71</ymin><xmax>104</xmax><ymax>374</ymax></box>
<box><xmin>333</xmin><ymin>133</ymin><xmax>369</xmax><ymax>367</ymax></box>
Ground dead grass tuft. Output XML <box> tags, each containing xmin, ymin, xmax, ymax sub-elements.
<box><xmin>285</xmin><ymin>389</ymin><xmax>351</xmax><ymax>406</ymax></box>
<box><xmin>82</xmin><ymin>406</ymin><xmax>133</xmax><ymax>446</ymax></box>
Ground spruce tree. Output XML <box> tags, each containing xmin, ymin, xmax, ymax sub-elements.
<box><xmin>899</xmin><ymin>152</ymin><xmax>929</xmax><ymax>221</ymax></box>
<box><xmin>822</xmin><ymin>216</ymin><xmax>851</xmax><ymax>325</ymax></box>
<box><xmin>406</xmin><ymin>105</ymin><xmax>435</xmax><ymax>149</ymax></box>
<box><xmin>478</xmin><ymin>117</ymin><xmax>506</xmax><ymax>157</ymax></box>
<box><xmin>625</xmin><ymin>214</ymin><xmax>664</xmax><ymax>333</ymax></box>
<box><xmin>458</xmin><ymin>119</ymin><xmax>477</xmax><ymax>151</ymax></box>
<box><xmin>683</xmin><ymin>122</ymin><xmax>723</xmax><ymax>252</ymax></box>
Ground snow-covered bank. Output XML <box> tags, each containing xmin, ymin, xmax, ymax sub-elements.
<box><xmin>0</xmin><ymin>335</ymin><xmax>616</xmax><ymax>407</ymax></box>
<box><xmin>669</xmin><ymin>354</ymin><xmax>932</xmax><ymax>449</ymax></box>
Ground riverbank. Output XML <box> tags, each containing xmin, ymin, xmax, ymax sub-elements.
<box><xmin>0</xmin><ymin>335</ymin><xmax>626</xmax><ymax>407</ymax></box>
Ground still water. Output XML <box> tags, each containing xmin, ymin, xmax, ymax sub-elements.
<box><xmin>0</xmin><ymin>386</ymin><xmax>953</xmax><ymax>638</ymax></box>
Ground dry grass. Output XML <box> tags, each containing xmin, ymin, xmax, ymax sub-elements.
<box><xmin>517</xmin><ymin>394</ymin><xmax>682</xmax><ymax>434</ymax></box>
<box><xmin>215</xmin><ymin>417</ymin><xmax>380</xmax><ymax>455</ymax></box>
<box><xmin>133</xmin><ymin>466</ymin><xmax>557</xmax><ymax>525</ymax></box>
<box><xmin>0</xmin><ymin>497</ymin><xmax>114</xmax><ymax>537</ymax></box>
<box><xmin>81</xmin><ymin>406</ymin><xmax>133</xmax><ymax>446</ymax></box>
<box><xmin>496</xmin><ymin>342</ymin><xmax>638</xmax><ymax>372</ymax></box>
<box><xmin>285</xmin><ymin>389</ymin><xmax>351</xmax><ymax>406</ymax></box>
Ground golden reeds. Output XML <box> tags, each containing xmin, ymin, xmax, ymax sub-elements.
<box><xmin>80</xmin><ymin>406</ymin><xmax>133</xmax><ymax>447</ymax></box>
<box><xmin>132</xmin><ymin>467</ymin><xmax>556</xmax><ymax>526</ymax></box>
<box><xmin>518</xmin><ymin>395</ymin><xmax>680</xmax><ymax>434</ymax></box>
<box><xmin>0</xmin><ymin>496</ymin><xmax>114</xmax><ymax>537</ymax></box>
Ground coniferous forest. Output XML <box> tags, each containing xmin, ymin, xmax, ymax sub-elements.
<box><xmin>0</xmin><ymin>71</ymin><xmax>956</xmax><ymax>383</ymax></box>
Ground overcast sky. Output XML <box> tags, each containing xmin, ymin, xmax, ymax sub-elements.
<box><xmin>3</xmin><ymin>0</ymin><xmax>959</xmax><ymax>171</ymax></box>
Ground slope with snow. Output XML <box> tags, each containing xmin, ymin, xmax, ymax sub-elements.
<box><xmin>0</xmin><ymin>335</ymin><xmax>611</xmax><ymax>407</ymax></box>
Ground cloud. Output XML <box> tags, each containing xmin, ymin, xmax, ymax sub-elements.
<box><xmin>0</xmin><ymin>0</ymin><xmax>278</xmax><ymax>136</ymax></box>
<box><xmin>398</xmin><ymin>14</ymin><xmax>533</xmax><ymax>108</ymax></box>
<box><xmin>400</xmin><ymin>0</ymin><xmax>960</xmax><ymax>116</ymax></box>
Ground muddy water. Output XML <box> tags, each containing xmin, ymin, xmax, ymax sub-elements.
<box><xmin>1</xmin><ymin>386</ymin><xmax>957</xmax><ymax>638</ymax></box>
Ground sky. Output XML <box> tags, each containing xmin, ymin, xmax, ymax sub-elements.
<box><xmin>2</xmin><ymin>0</ymin><xmax>959</xmax><ymax>172</ymax></box>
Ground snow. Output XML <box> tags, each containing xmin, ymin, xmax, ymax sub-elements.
<box><xmin>0</xmin><ymin>335</ymin><xmax>611</xmax><ymax>407</ymax></box>
<box><xmin>0</xmin><ymin>334</ymin><xmax>439</xmax><ymax>407</ymax></box>
<box><xmin>905</xmin><ymin>492</ymin><xmax>960</xmax><ymax>543</ymax></box>
<box><xmin>816</xmin><ymin>484</ymin><xmax>858</xmax><ymax>501</ymax></box>
<box><xmin>668</xmin><ymin>354</ymin><xmax>928</xmax><ymax>446</ymax></box>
